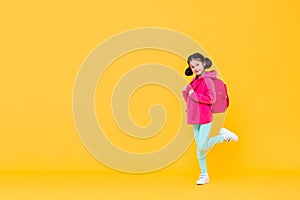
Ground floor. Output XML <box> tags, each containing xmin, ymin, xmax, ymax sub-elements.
<box><xmin>1</xmin><ymin>171</ymin><xmax>299</xmax><ymax>199</ymax></box>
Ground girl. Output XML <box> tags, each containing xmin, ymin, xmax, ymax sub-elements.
<box><xmin>182</xmin><ymin>52</ymin><xmax>238</xmax><ymax>185</ymax></box>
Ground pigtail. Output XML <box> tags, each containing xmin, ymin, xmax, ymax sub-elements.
<box><xmin>204</xmin><ymin>57</ymin><xmax>212</xmax><ymax>69</ymax></box>
<box><xmin>185</xmin><ymin>67</ymin><xmax>193</xmax><ymax>76</ymax></box>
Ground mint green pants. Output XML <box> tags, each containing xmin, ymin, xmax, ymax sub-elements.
<box><xmin>193</xmin><ymin>123</ymin><xmax>224</xmax><ymax>174</ymax></box>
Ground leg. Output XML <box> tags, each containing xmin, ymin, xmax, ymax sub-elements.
<box><xmin>193</xmin><ymin>123</ymin><xmax>213</xmax><ymax>174</ymax></box>
<box><xmin>194</xmin><ymin>123</ymin><xmax>224</xmax><ymax>153</ymax></box>
<box><xmin>193</xmin><ymin>123</ymin><xmax>213</xmax><ymax>185</ymax></box>
<box><xmin>193</xmin><ymin>125</ymin><xmax>238</xmax><ymax>185</ymax></box>
<box><xmin>193</xmin><ymin>123</ymin><xmax>225</xmax><ymax>173</ymax></box>
<box><xmin>201</xmin><ymin>133</ymin><xmax>224</xmax><ymax>151</ymax></box>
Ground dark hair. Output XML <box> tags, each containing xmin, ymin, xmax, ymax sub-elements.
<box><xmin>185</xmin><ymin>52</ymin><xmax>212</xmax><ymax>76</ymax></box>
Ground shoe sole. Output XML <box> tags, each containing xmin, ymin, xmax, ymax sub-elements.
<box><xmin>196</xmin><ymin>180</ymin><xmax>210</xmax><ymax>185</ymax></box>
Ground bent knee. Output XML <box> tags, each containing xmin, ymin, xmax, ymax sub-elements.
<box><xmin>197</xmin><ymin>145</ymin><xmax>207</xmax><ymax>152</ymax></box>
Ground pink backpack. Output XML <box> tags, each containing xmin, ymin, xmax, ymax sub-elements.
<box><xmin>211</xmin><ymin>78</ymin><xmax>229</xmax><ymax>113</ymax></box>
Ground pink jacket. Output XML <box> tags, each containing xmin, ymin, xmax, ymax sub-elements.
<box><xmin>182</xmin><ymin>70</ymin><xmax>217</xmax><ymax>124</ymax></box>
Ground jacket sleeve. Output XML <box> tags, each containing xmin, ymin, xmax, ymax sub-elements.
<box><xmin>182</xmin><ymin>85</ymin><xmax>192</xmax><ymax>102</ymax></box>
<box><xmin>189</xmin><ymin>78</ymin><xmax>216</xmax><ymax>104</ymax></box>
<box><xmin>182</xmin><ymin>90</ymin><xmax>188</xmax><ymax>102</ymax></box>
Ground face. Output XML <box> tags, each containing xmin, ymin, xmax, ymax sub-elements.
<box><xmin>189</xmin><ymin>59</ymin><xmax>205</xmax><ymax>76</ymax></box>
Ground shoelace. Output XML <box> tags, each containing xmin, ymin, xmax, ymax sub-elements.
<box><xmin>221</xmin><ymin>133</ymin><xmax>232</xmax><ymax>142</ymax></box>
<box><xmin>199</xmin><ymin>174</ymin><xmax>208</xmax><ymax>179</ymax></box>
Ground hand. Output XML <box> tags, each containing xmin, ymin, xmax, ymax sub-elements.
<box><xmin>189</xmin><ymin>89</ymin><xmax>194</xmax><ymax>95</ymax></box>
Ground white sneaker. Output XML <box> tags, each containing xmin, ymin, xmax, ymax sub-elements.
<box><xmin>196</xmin><ymin>173</ymin><xmax>209</xmax><ymax>185</ymax></box>
<box><xmin>220</xmin><ymin>128</ymin><xmax>238</xmax><ymax>142</ymax></box>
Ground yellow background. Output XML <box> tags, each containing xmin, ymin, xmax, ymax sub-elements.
<box><xmin>1</xmin><ymin>0</ymin><xmax>300</xmax><ymax>199</ymax></box>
